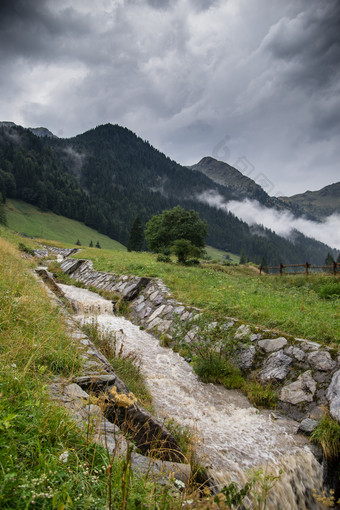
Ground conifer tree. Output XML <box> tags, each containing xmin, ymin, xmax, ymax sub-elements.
<box><xmin>95</xmin><ymin>241</ymin><xmax>101</xmax><ymax>248</ymax></box>
<box><xmin>324</xmin><ymin>252</ymin><xmax>334</xmax><ymax>265</ymax></box>
<box><xmin>89</xmin><ymin>240</ymin><xmax>93</xmax><ymax>247</ymax></box>
<box><xmin>0</xmin><ymin>193</ymin><xmax>6</xmax><ymax>226</ymax></box>
<box><xmin>239</xmin><ymin>248</ymin><xmax>247</xmax><ymax>265</ymax></box>
<box><xmin>127</xmin><ymin>215</ymin><xmax>144</xmax><ymax>252</ymax></box>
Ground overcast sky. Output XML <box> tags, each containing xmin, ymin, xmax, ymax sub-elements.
<box><xmin>1</xmin><ymin>0</ymin><xmax>339</xmax><ymax>195</ymax></box>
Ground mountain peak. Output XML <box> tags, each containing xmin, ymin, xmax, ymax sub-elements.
<box><xmin>0</xmin><ymin>121</ymin><xmax>56</xmax><ymax>138</ymax></box>
<box><xmin>189</xmin><ymin>156</ymin><xmax>270</xmax><ymax>204</ymax></box>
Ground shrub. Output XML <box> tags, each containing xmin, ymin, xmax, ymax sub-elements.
<box><xmin>18</xmin><ymin>242</ymin><xmax>35</xmax><ymax>256</ymax></box>
<box><xmin>315</xmin><ymin>280</ymin><xmax>340</xmax><ymax>300</ymax></box>
<box><xmin>193</xmin><ymin>353</ymin><xmax>245</xmax><ymax>389</ymax></box>
<box><xmin>157</xmin><ymin>254</ymin><xmax>171</xmax><ymax>263</ymax></box>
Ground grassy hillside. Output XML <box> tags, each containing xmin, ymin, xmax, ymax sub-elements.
<box><xmin>77</xmin><ymin>248</ymin><xmax>340</xmax><ymax>344</ymax></box>
<box><xmin>205</xmin><ymin>245</ymin><xmax>239</xmax><ymax>264</ymax></box>
<box><xmin>0</xmin><ymin>227</ymin><xmax>181</xmax><ymax>509</ymax></box>
<box><xmin>5</xmin><ymin>199</ymin><xmax>126</xmax><ymax>251</ymax></box>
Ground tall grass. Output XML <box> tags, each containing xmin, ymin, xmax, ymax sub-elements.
<box><xmin>0</xmin><ymin>234</ymin><xmax>180</xmax><ymax>509</ymax></box>
<box><xmin>81</xmin><ymin>320</ymin><xmax>154</xmax><ymax>412</ymax></box>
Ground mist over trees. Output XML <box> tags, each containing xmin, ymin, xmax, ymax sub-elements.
<box><xmin>0</xmin><ymin>123</ymin><xmax>335</xmax><ymax>265</ymax></box>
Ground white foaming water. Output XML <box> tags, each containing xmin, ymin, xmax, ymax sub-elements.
<box><xmin>59</xmin><ymin>284</ymin><xmax>114</xmax><ymax>315</ymax></box>
<box><xmin>61</xmin><ymin>284</ymin><xmax>323</xmax><ymax>509</ymax></box>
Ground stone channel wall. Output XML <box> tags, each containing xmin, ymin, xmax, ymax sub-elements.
<box><xmin>59</xmin><ymin>257</ymin><xmax>340</xmax><ymax>430</ymax></box>
<box><xmin>36</xmin><ymin>268</ymin><xmax>191</xmax><ymax>486</ymax></box>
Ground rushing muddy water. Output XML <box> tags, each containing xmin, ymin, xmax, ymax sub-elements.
<box><xmin>59</xmin><ymin>283</ymin><xmax>324</xmax><ymax>509</ymax></box>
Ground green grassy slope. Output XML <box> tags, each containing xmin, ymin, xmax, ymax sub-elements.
<box><xmin>77</xmin><ymin>248</ymin><xmax>340</xmax><ymax>344</ymax></box>
<box><xmin>0</xmin><ymin>228</ymin><xmax>179</xmax><ymax>509</ymax></box>
<box><xmin>5</xmin><ymin>199</ymin><xmax>126</xmax><ymax>250</ymax></box>
<box><xmin>205</xmin><ymin>245</ymin><xmax>239</xmax><ymax>264</ymax></box>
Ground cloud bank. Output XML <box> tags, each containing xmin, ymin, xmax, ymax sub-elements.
<box><xmin>0</xmin><ymin>0</ymin><xmax>339</xmax><ymax>194</ymax></box>
<box><xmin>198</xmin><ymin>191</ymin><xmax>340</xmax><ymax>250</ymax></box>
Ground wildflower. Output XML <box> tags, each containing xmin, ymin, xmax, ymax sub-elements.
<box><xmin>59</xmin><ymin>451</ymin><xmax>69</xmax><ymax>463</ymax></box>
<box><xmin>174</xmin><ymin>479</ymin><xmax>185</xmax><ymax>490</ymax></box>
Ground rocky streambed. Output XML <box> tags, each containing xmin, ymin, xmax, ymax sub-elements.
<box><xmin>58</xmin><ymin>282</ymin><xmax>324</xmax><ymax>509</ymax></box>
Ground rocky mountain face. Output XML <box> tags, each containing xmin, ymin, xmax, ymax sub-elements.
<box><xmin>189</xmin><ymin>156</ymin><xmax>272</xmax><ymax>205</ymax></box>
<box><xmin>280</xmin><ymin>182</ymin><xmax>340</xmax><ymax>220</ymax></box>
<box><xmin>0</xmin><ymin>121</ymin><xmax>56</xmax><ymax>138</ymax></box>
<box><xmin>28</xmin><ymin>126</ymin><xmax>56</xmax><ymax>138</ymax></box>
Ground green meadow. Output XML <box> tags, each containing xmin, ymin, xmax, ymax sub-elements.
<box><xmin>78</xmin><ymin>248</ymin><xmax>340</xmax><ymax>344</ymax></box>
<box><xmin>5</xmin><ymin>199</ymin><xmax>126</xmax><ymax>251</ymax></box>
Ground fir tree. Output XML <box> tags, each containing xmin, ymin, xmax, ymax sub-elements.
<box><xmin>239</xmin><ymin>248</ymin><xmax>247</xmax><ymax>265</ymax></box>
<box><xmin>0</xmin><ymin>193</ymin><xmax>6</xmax><ymax>226</ymax></box>
<box><xmin>89</xmin><ymin>240</ymin><xmax>93</xmax><ymax>247</ymax></box>
<box><xmin>95</xmin><ymin>241</ymin><xmax>101</xmax><ymax>248</ymax></box>
<box><xmin>127</xmin><ymin>215</ymin><xmax>144</xmax><ymax>252</ymax></box>
<box><xmin>76</xmin><ymin>239</ymin><xmax>81</xmax><ymax>246</ymax></box>
<box><xmin>324</xmin><ymin>252</ymin><xmax>334</xmax><ymax>265</ymax></box>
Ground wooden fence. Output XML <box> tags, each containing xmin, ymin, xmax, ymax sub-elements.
<box><xmin>259</xmin><ymin>261</ymin><xmax>340</xmax><ymax>276</ymax></box>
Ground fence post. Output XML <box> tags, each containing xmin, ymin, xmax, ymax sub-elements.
<box><xmin>305</xmin><ymin>262</ymin><xmax>310</xmax><ymax>275</ymax></box>
<box><xmin>279</xmin><ymin>263</ymin><xmax>283</xmax><ymax>275</ymax></box>
<box><xmin>333</xmin><ymin>261</ymin><xmax>337</xmax><ymax>275</ymax></box>
<box><xmin>259</xmin><ymin>265</ymin><xmax>262</xmax><ymax>275</ymax></box>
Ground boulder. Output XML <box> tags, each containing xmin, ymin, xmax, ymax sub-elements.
<box><xmin>258</xmin><ymin>337</ymin><xmax>288</xmax><ymax>353</ymax></box>
<box><xmin>308</xmin><ymin>351</ymin><xmax>336</xmax><ymax>372</ymax></box>
<box><xmin>259</xmin><ymin>351</ymin><xmax>293</xmax><ymax>382</ymax></box>
<box><xmin>298</xmin><ymin>418</ymin><xmax>318</xmax><ymax>434</ymax></box>
<box><xmin>64</xmin><ymin>383</ymin><xmax>89</xmax><ymax>399</ymax></box>
<box><xmin>284</xmin><ymin>346</ymin><xmax>306</xmax><ymax>362</ymax></box>
<box><xmin>280</xmin><ymin>371</ymin><xmax>317</xmax><ymax>404</ymax></box>
<box><xmin>327</xmin><ymin>370</ymin><xmax>340</xmax><ymax>422</ymax></box>
<box><xmin>238</xmin><ymin>345</ymin><xmax>256</xmax><ymax>370</ymax></box>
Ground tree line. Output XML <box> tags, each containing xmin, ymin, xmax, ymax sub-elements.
<box><xmin>0</xmin><ymin>123</ymin><xmax>336</xmax><ymax>265</ymax></box>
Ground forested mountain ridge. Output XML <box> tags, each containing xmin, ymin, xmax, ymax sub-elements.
<box><xmin>0</xmin><ymin>122</ymin><xmax>335</xmax><ymax>265</ymax></box>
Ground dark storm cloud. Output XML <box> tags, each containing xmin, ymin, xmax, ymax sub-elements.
<box><xmin>0</xmin><ymin>0</ymin><xmax>339</xmax><ymax>195</ymax></box>
<box><xmin>0</xmin><ymin>0</ymin><xmax>91</xmax><ymax>62</ymax></box>
<box><xmin>262</xmin><ymin>0</ymin><xmax>340</xmax><ymax>91</ymax></box>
